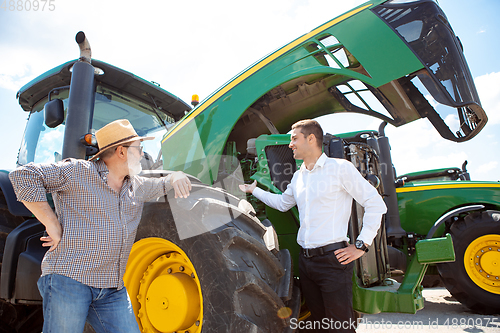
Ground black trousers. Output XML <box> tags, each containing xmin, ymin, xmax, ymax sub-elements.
<box><xmin>299</xmin><ymin>251</ymin><xmax>356</xmax><ymax>333</ymax></box>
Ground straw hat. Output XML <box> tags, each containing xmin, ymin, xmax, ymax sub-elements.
<box><xmin>89</xmin><ymin>119</ymin><xmax>154</xmax><ymax>161</ymax></box>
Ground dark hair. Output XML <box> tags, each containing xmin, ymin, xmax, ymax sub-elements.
<box><xmin>291</xmin><ymin>119</ymin><xmax>323</xmax><ymax>148</ymax></box>
<box><xmin>97</xmin><ymin>146</ymin><xmax>118</xmax><ymax>161</ymax></box>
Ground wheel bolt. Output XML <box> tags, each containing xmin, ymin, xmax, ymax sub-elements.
<box><xmin>191</xmin><ymin>273</ymin><xmax>195</xmax><ymax>278</ymax></box>
<box><xmin>167</xmin><ymin>268</ymin><xmax>172</xmax><ymax>274</ymax></box>
<box><xmin>179</xmin><ymin>266</ymin><xmax>185</xmax><ymax>271</ymax></box>
<box><xmin>196</xmin><ymin>321</ymin><xmax>200</xmax><ymax>326</ymax></box>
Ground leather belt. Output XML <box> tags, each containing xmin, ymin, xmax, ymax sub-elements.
<box><xmin>301</xmin><ymin>241</ymin><xmax>348</xmax><ymax>258</ymax></box>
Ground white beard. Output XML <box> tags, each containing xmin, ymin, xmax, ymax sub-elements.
<box><xmin>127</xmin><ymin>152</ymin><xmax>142</xmax><ymax>176</ymax></box>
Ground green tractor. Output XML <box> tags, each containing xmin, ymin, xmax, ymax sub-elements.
<box><xmin>1</xmin><ymin>0</ymin><xmax>498</xmax><ymax>332</ymax></box>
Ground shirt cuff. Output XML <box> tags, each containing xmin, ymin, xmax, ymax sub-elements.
<box><xmin>164</xmin><ymin>174</ymin><xmax>174</xmax><ymax>193</ymax></box>
<box><xmin>252</xmin><ymin>187</ymin><xmax>266</xmax><ymax>200</ymax></box>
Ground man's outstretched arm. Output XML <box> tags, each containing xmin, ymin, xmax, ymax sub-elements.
<box><xmin>239</xmin><ymin>180</ymin><xmax>296</xmax><ymax>212</ymax></box>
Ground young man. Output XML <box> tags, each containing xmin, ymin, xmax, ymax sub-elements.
<box><xmin>240</xmin><ymin>119</ymin><xmax>386</xmax><ymax>332</ymax></box>
<box><xmin>9</xmin><ymin>119</ymin><xmax>191</xmax><ymax>333</ymax></box>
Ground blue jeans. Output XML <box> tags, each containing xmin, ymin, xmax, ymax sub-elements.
<box><xmin>37</xmin><ymin>274</ymin><xmax>140</xmax><ymax>333</ymax></box>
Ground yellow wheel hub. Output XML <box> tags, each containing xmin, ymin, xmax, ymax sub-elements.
<box><xmin>464</xmin><ymin>234</ymin><xmax>500</xmax><ymax>294</ymax></box>
<box><xmin>124</xmin><ymin>238</ymin><xmax>203</xmax><ymax>332</ymax></box>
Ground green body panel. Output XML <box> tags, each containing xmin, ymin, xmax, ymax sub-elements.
<box><xmin>353</xmin><ymin>235</ymin><xmax>453</xmax><ymax>313</ymax></box>
<box><xmin>353</xmin><ymin>256</ymin><xmax>424</xmax><ymax>314</ymax></box>
<box><xmin>161</xmin><ymin>1</ymin><xmax>423</xmax><ymax>184</ymax></box>
<box><xmin>400</xmin><ymin>167</ymin><xmax>459</xmax><ymax>179</ymax></box>
<box><xmin>352</xmin><ymin>278</ymin><xmax>423</xmax><ymax>314</ymax></box>
<box><xmin>415</xmin><ymin>234</ymin><xmax>455</xmax><ymax>264</ymax></box>
<box><xmin>397</xmin><ymin>182</ymin><xmax>500</xmax><ymax>236</ymax></box>
<box><xmin>333</xmin><ymin>130</ymin><xmax>377</xmax><ymax>139</ymax></box>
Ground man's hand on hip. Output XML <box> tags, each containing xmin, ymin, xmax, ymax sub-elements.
<box><xmin>170</xmin><ymin>171</ymin><xmax>192</xmax><ymax>198</ymax></box>
<box><xmin>22</xmin><ymin>201</ymin><xmax>62</xmax><ymax>251</ymax></box>
<box><xmin>41</xmin><ymin>222</ymin><xmax>62</xmax><ymax>252</ymax></box>
<box><xmin>334</xmin><ymin>244</ymin><xmax>365</xmax><ymax>265</ymax></box>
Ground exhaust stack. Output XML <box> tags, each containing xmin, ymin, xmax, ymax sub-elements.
<box><xmin>76</xmin><ymin>31</ymin><xmax>92</xmax><ymax>64</ymax></box>
<box><xmin>377</xmin><ymin>122</ymin><xmax>406</xmax><ymax>239</ymax></box>
<box><xmin>61</xmin><ymin>32</ymin><xmax>96</xmax><ymax>159</ymax></box>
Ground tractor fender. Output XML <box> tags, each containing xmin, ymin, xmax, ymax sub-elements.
<box><xmin>0</xmin><ymin>171</ymin><xmax>31</xmax><ymax>217</ymax></box>
<box><xmin>425</xmin><ymin>204</ymin><xmax>485</xmax><ymax>239</ymax></box>
<box><xmin>1</xmin><ymin>219</ymin><xmax>46</xmax><ymax>302</ymax></box>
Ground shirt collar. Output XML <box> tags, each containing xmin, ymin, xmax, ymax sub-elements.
<box><xmin>299</xmin><ymin>153</ymin><xmax>328</xmax><ymax>172</ymax></box>
<box><xmin>94</xmin><ymin>159</ymin><xmax>132</xmax><ymax>191</ymax></box>
<box><xmin>95</xmin><ymin>159</ymin><xmax>109</xmax><ymax>178</ymax></box>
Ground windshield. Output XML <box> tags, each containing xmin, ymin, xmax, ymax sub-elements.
<box><xmin>18</xmin><ymin>85</ymin><xmax>172</xmax><ymax>168</ymax></box>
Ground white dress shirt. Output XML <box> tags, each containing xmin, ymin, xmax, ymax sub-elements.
<box><xmin>252</xmin><ymin>153</ymin><xmax>387</xmax><ymax>249</ymax></box>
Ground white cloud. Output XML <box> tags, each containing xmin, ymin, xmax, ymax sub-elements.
<box><xmin>475</xmin><ymin>71</ymin><xmax>500</xmax><ymax>125</ymax></box>
<box><xmin>476</xmin><ymin>161</ymin><xmax>498</xmax><ymax>174</ymax></box>
<box><xmin>0</xmin><ymin>0</ymin><xmax>367</xmax><ymax>101</ymax></box>
<box><xmin>0</xmin><ymin>45</ymin><xmax>40</xmax><ymax>91</ymax></box>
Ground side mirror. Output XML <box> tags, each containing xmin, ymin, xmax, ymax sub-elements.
<box><xmin>44</xmin><ymin>99</ymin><xmax>65</xmax><ymax>128</ymax></box>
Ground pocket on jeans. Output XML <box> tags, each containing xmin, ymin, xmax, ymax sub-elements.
<box><xmin>37</xmin><ymin>274</ymin><xmax>52</xmax><ymax>297</ymax></box>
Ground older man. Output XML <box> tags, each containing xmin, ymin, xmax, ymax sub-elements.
<box><xmin>9</xmin><ymin>119</ymin><xmax>191</xmax><ymax>333</ymax></box>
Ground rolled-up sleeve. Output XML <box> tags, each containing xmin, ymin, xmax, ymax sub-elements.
<box><xmin>9</xmin><ymin>160</ymin><xmax>76</xmax><ymax>203</ymax></box>
<box><xmin>133</xmin><ymin>175</ymin><xmax>173</xmax><ymax>202</ymax></box>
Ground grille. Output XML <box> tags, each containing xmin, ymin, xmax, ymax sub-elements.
<box><xmin>265</xmin><ymin>145</ymin><xmax>297</xmax><ymax>193</ymax></box>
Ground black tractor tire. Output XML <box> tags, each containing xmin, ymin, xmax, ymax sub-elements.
<box><xmin>437</xmin><ymin>210</ymin><xmax>500</xmax><ymax>314</ymax></box>
<box><xmin>123</xmin><ymin>183</ymin><xmax>298</xmax><ymax>333</ymax></box>
<box><xmin>0</xmin><ymin>191</ymin><xmax>43</xmax><ymax>333</ymax></box>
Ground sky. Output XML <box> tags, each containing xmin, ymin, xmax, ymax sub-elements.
<box><xmin>0</xmin><ymin>0</ymin><xmax>499</xmax><ymax>181</ymax></box>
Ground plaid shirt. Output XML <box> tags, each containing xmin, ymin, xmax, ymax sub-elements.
<box><xmin>9</xmin><ymin>158</ymin><xmax>172</xmax><ymax>289</ymax></box>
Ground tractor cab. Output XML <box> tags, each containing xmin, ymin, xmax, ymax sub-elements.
<box><xmin>16</xmin><ymin>59</ymin><xmax>191</xmax><ymax>169</ymax></box>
